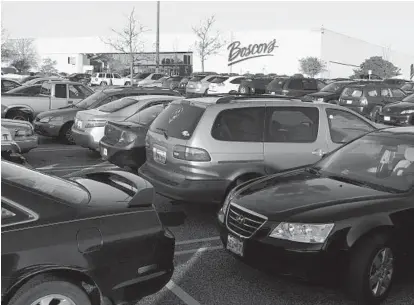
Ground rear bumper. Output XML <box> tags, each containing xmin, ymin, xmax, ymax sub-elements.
<box><xmin>138</xmin><ymin>163</ymin><xmax>228</xmax><ymax>204</ymax></box>
<box><xmin>99</xmin><ymin>141</ymin><xmax>146</xmax><ymax>169</ymax></box>
<box><xmin>33</xmin><ymin>121</ymin><xmax>62</xmax><ymax>137</ymax></box>
<box><xmin>72</xmin><ymin>127</ymin><xmax>104</xmax><ymax>150</ymax></box>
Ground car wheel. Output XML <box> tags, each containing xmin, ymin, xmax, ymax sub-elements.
<box><xmin>59</xmin><ymin>122</ymin><xmax>75</xmax><ymax>145</ymax></box>
<box><xmin>100</xmin><ymin>81</ymin><xmax>108</xmax><ymax>86</ymax></box>
<box><xmin>347</xmin><ymin>234</ymin><xmax>395</xmax><ymax>305</ymax></box>
<box><xmin>124</xmin><ymin>81</ymin><xmax>131</xmax><ymax>86</ymax></box>
<box><xmin>6</xmin><ymin>110</ymin><xmax>31</xmax><ymax>121</ymax></box>
<box><xmin>8</xmin><ymin>275</ymin><xmax>92</xmax><ymax>305</ymax></box>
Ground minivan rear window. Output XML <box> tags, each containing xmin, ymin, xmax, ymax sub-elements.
<box><xmin>150</xmin><ymin>103</ymin><xmax>205</xmax><ymax>140</ymax></box>
<box><xmin>342</xmin><ymin>87</ymin><xmax>363</xmax><ymax>98</ymax></box>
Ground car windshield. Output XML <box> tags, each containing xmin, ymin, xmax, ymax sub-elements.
<box><xmin>135</xmin><ymin>73</ymin><xmax>151</xmax><ymax>79</ymax></box>
<box><xmin>2</xmin><ymin>161</ymin><xmax>90</xmax><ymax>204</ymax></box>
<box><xmin>125</xmin><ymin>104</ymin><xmax>166</xmax><ymax>126</ymax></box>
<box><xmin>313</xmin><ymin>132</ymin><xmax>414</xmax><ymax>193</ymax></box>
<box><xmin>341</xmin><ymin>87</ymin><xmax>363</xmax><ymax>98</ymax></box>
<box><xmin>401</xmin><ymin>83</ymin><xmax>413</xmax><ymax>91</ymax></box>
<box><xmin>75</xmin><ymin>91</ymin><xmax>108</xmax><ymax>109</ymax></box>
<box><xmin>402</xmin><ymin>94</ymin><xmax>414</xmax><ymax>102</ymax></box>
<box><xmin>98</xmin><ymin>97</ymin><xmax>138</xmax><ymax>113</ymax></box>
<box><xmin>321</xmin><ymin>82</ymin><xmax>347</xmax><ymax>92</ymax></box>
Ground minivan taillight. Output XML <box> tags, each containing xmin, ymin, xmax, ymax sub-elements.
<box><xmin>145</xmin><ymin>135</ymin><xmax>150</xmax><ymax>148</ymax></box>
<box><xmin>360</xmin><ymin>97</ymin><xmax>368</xmax><ymax>106</ymax></box>
<box><xmin>173</xmin><ymin>145</ymin><xmax>211</xmax><ymax>162</ymax></box>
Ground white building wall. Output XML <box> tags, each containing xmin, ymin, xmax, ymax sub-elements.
<box><xmin>321</xmin><ymin>29</ymin><xmax>414</xmax><ymax>79</ymax></box>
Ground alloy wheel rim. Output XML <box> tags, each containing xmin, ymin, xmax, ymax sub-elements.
<box><xmin>66</xmin><ymin>128</ymin><xmax>74</xmax><ymax>142</ymax></box>
<box><xmin>30</xmin><ymin>294</ymin><xmax>77</xmax><ymax>305</ymax></box>
<box><xmin>240</xmin><ymin>87</ymin><xmax>246</xmax><ymax>94</ymax></box>
<box><xmin>369</xmin><ymin>247</ymin><xmax>394</xmax><ymax>297</ymax></box>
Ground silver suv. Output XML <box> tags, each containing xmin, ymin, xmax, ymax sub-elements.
<box><xmin>138</xmin><ymin>96</ymin><xmax>380</xmax><ymax>204</ymax></box>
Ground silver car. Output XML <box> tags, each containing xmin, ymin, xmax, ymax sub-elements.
<box><xmin>1</xmin><ymin>119</ymin><xmax>38</xmax><ymax>153</ymax></box>
<box><xmin>72</xmin><ymin>95</ymin><xmax>183</xmax><ymax>150</ymax></box>
<box><xmin>138</xmin><ymin>96</ymin><xmax>381</xmax><ymax>205</ymax></box>
<box><xmin>186</xmin><ymin>74</ymin><xmax>218</xmax><ymax>97</ymax></box>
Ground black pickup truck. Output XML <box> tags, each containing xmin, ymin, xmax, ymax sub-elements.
<box><xmin>238</xmin><ymin>76</ymin><xmax>274</xmax><ymax>95</ymax></box>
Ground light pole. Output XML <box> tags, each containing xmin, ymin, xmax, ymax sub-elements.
<box><xmin>155</xmin><ymin>1</ymin><xmax>160</xmax><ymax>73</ymax></box>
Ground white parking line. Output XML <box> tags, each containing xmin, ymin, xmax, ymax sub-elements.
<box><xmin>166</xmin><ymin>281</ymin><xmax>202</xmax><ymax>305</ymax></box>
<box><xmin>175</xmin><ymin>246</ymin><xmax>223</xmax><ymax>256</ymax></box>
<box><xmin>176</xmin><ymin>236</ymin><xmax>220</xmax><ymax>246</ymax></box>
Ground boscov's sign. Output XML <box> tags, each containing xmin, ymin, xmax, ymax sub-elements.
<box><xmin>227</xmin><ymin>39</ymin><xmax>279</xmax><ymax>66</ymax></box>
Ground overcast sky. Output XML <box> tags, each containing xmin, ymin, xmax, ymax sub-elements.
<box><xmin>2</xmin><ymin>1</ymin><xmax>414</xmax><ymax>55</ymax></box>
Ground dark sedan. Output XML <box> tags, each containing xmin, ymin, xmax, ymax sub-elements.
<box><xmin>99</xmin><ymin>102</ymin><xmax>170</xmax><ymax>171</ymax></box>
<box><xmin>1</xmin><ymin>160</ymin><xmax>175</xmax><ymax>305</ymax></box>
<box><xmin>217</xmin><ymin>127</ymin><xmax>414</xmax><ymax>305</ymax></box>
<box><xmin>302</xmin><ymin>80</ymin><xmax>355</xmax><ymax>104</ymax></box>
<box><xmin>378</xmin><ymin>93</ymin><xmax>414</xmax><ymax>126</ymax></box>
<box><xmin>33</xmin><ymin>87</ymin><xmax>181</xmax><ymax>144</ymax></box>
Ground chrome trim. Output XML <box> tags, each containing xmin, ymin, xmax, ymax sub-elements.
<box><xmin>1</xmin><ymin>197</ymin><xmax>39</xmax><ymax>228</ymax></box>
<box><xmin>225</xmin><ymin>202</ymin><xmax>268</xmax><ymax>239</ymax></box>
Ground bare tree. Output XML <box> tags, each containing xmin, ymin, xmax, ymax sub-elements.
<box><xmin>101</xmin><ymin>7</ymin><xmax>149</xmax><ymax>85</ymax></box>
<box><xmin>192</xmin><ymin>15</ymin><xmax>225</xmax><ymax>72</ymax></box>
<box><xmin>1</xmin><ymin>24</ymin><xmax>11</xmax><ymax>60</ymax></box>
<box><xmin>8</xmin><ymin>38</ymin><xmax>38</xmax><ymax>73</ymax></box>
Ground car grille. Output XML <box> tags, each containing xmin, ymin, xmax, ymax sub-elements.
<box><xmin>226</xmin><ymin>203</ymin><xmax>267</xmax><ymax>238</ymax></box>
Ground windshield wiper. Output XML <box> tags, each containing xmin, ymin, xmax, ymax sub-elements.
<box><xmin>156</xmin><ymin>127</ymin><xmax>169</xmax><ymax>139</ymax></box>
<box><xmin>327</xmin><ymin>174</ymin><xmax>399</xmax><ymax>193</ymax></box>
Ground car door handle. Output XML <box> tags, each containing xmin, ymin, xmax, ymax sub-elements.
<box><xmin>312</xmin><ymin>149</ymin><xmax>326</xmax><ymax>157</ymax></box>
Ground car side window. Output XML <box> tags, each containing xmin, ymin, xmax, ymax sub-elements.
<box><xmin>40</xmin><ymin>83</ymin><xmax>52</xmax><ymax>96</ymax></box>
<box><xmin>287</xmin><ymin>79</ymin><xmax>304</xmax><ymax>90</ymax></box>
<box><xmin>98</xmin><ymin>73</ymin><xmax>104</xmax><ymax>78</ymax></box>
<box><xmin>367</xmin><ymin>89</ymin><xmax>378</xmax><ymax>97</ymax></box>
<box><xmin>303</xmin><ymin>79</ymin><xmax>317</xmax><ymax>90</ymax></box>
<box><xmin>3</xmin><ymin>80</ymin><xmax>19</xmax><ymax>91</ymax></box>
<box><xmin>152</xmin><ymin>74</ymin><xmax>163</xmax><ymax>80</ymax></box>
<box><xmin>113</xmin><ymin>74</ymin><xmax>121</xmax><ymax>79</ymax></box>
<box><xmin>55</xmin><ymin>84</ymin><xmax>67</xmax><ymax>98</ymax></box>
<box><xmin>1</xmin><ymin>199</ymin><xmax>38</xmax><ymax>228</ymax></box>
<box><xmin>230</xmin><ymin>77</ymin><xmax>245</xmax><ymax>84</ymax></box>
<box><xmin>211</xmin><ymin>107</ymin><xmax>265</xmax><ymax>142</ymax></box>
<box><xmin>326</xmin><ymin>108</ymin><xmax>375</xmax><ymax>144</ymax></box>
<box><xmin>381</xmin><ymin>88</ymin><xmax>391</xmax><ymax>97</ymax></box>
<box><xmin>265</xmin><ymin>107</ymin><xmax>319</xmax><ymax>143</ymax></box>
<box><xmin>391</xmin><ymin>88</ymin><xmax>406</xmax><ymax>98</ymax></box>
<box><xmin>68</xmin><ymin>84</ymin><xmax>86</xmax><ymax>99</ymax></box>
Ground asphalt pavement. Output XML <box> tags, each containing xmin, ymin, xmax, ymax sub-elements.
<box><xmin>23</xmin><ymin>136</ymin><xmax>414</xmax><ymax>305</ymax></box>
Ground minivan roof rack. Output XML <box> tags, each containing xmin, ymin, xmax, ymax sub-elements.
<box><xmin>193</xmin><ymin>93</ymin><xmax>301</xmax><ymax>104</ymax></box>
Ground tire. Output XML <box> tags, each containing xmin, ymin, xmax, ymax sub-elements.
<box><xmin>100</xmin><ymin>81</ymin><xmax>108</xmax><ymax>86</ymax></box>
<box><xmin>59</xmin><ymin>122</ymin><xmax>75</xmax><ymax>145</ymax></box>
<box><xmin>6</xmin><ymin>110</ymin><xmax>31</xmax><ymax>121</ymax></box>
<box><xmin>347</xmin><ymin>233</ymin><xmax>395</xmax><ymax>305</ymax></box>
<box><xmin>124</xmin><ymin>81</ymin><xmax>131</xmax><ymax>86</ymax></box>
<box><xmin>9</xmin><ymin>275</ymin><xmax>92</xmax><ymax>305</ymax></box>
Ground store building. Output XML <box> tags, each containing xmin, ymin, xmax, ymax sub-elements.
<box><xmin>9</xmin><ymin>28</ymin><xmax>414</xmax><ymax>79</ymax></box>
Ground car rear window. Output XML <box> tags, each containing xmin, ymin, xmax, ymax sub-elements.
<box><xmin>211</xmin><ymin>77</ymin><xmax>229</xmax><ymax>83</ymax></box>
<box><xmin>342</xmin><ymin>87</ymin><xmax>363</xmax><ymax>98</ymax></box>
<box><xmin>2</xmin><ymin>161</ymin><xmax>90</xmax><ymax>205</ymax></box>
<box><xmin>125</xmin><ymin>104</ymin><xmax>166</xmax><ymax>126</ymax></box>
<box><xmin>190</xmin><ymin>76</ymin><xmax>205</xmax><ymax>82</ymax></box>
<box><xmin>98</xmin><ymin>97</ymin><xmax>138</xmax><ymax>113</ymax></box>
<box><xmin>150</xmin><ymin>103</ymin><xmax>205</xmax><ymax>139</ymax></box>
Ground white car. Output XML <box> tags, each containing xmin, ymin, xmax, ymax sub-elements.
<box><xmin>137</xmin><ymin>73</ymin><xmax>165</xmax><ymax>86</ymax></box>
<box><xmin>90</xmin><ymin>73</ymin><xmax>129</xmax><ymax>86</ymax></box>
<box><xmin>207</xmin><ymin>76</ymin><xmax>246</xmax><ymax>95</ymax></box>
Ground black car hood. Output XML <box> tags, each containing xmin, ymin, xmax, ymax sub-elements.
<box><xmin>233</xmin><ymin>170</ymin><xmax>391</xmax><ymax>220</ymax></box>
<box><xmin>382</xmin><ymin>101</ymin><xmax>414</xmax><ymax>114</ymax></box>
<box><xmin>36</xmin><ymin>107</ymin><xmax>82</xmax><ymax>119</ymax></box>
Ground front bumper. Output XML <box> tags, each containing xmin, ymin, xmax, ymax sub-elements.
<box><xmin>138</xmin><ymin>163</ymin><xmax>229</xmax><ymax>204</ymax></box>
<box><xmin>33</xmin><ymin>121</ymin><xmax>63</xmax><ymax>137</ymax></box>
<box><xmin>378</xmin><ymin>113</ymin><xmax>413</xmax><ymax>126</ymax></box>
<box><xmin>99</xmin><ymin>229</ymin><xmax>175</xmax><ymax>304</ymax></box>
<box><xmin>99</xmin><ymin>141</ymin><xmax>146</xmax><ymax>169</ymax></box>
<box><xmin>217</xmin><ymin>217</ymin><xmax>347</xmax><ymax>282</ymax></box>
<box><xmin>72</xmin><ymin>126</ymin><xmax>104</xmax><ymax>150</ymax></box>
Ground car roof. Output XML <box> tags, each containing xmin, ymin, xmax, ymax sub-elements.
<box><xmin>100</xmin><ymin>87</ymin><xmax>179</xmax><ymax>94</ymax></box>
<box><xmin>343</xmin><ymin>83</ymin><xmax>399</xmax><ymax>88</ymax></box>
<box><xmin>127</xmin><ymin>95</ymin><xmax>183</xmax><ymax>101</ymax></box>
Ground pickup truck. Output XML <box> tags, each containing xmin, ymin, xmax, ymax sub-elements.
<box><xmin>1</xmin><ymin>80</ymin><xmax>94</xmax><ymax>121</ymax></box>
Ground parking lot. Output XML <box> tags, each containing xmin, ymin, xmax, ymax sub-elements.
<box><xmin>24</xmin><ymin>137</ymin><xmax>414</xmax><ymax>305</ymax></box>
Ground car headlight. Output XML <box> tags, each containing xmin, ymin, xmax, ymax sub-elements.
<box><xmin>401</xmin><ymin>109</ymin><xmax>414</xmax><ymax>114</ymax></box>
<box><xmin>85</xmin><ymin>120</ymin><xmax>107</xmax><ymax>128</ymax></box>
<box><xmin>269</xmin><ymin>222</ymin><xmax>334</xmax><ymax>243</ymax></box>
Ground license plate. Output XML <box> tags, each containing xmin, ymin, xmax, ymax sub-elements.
<box><xmin>346</xmin><ymin>100</ymin><xmax>352</xmax><ymax>104</ymax></box>
<box><xmin>384</xmin><ymin>116</ymin><xmax>391</xmax><ymax>121</ymax></box>
<box><xmin>227</xmin><ymin>235</ymin><xmax>244</xmax><ymax>257</ymax></box>
<box><xmin>153</xmin><ymin>147</ymin><xmax>167</xmax><ymax>164</ymax></box>
<box><xmin>77</xmin><ymin>120</ymin><xmax>82</xmax><ymax>128</ymax></box>
<box><xmin>102</xmin><ymin>148</ymin><xmax>107</xmax><ymax>156</ymax></box>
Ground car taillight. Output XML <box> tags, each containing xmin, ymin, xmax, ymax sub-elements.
<box><xmin>360</xmin><ymin>97</ymin><xmax>368</xmax><ymax>106</ymax></box>
<box><xmin>173</xmin><ymin>145</ymin><xmax>211</xmax><ymax>162</ymax></box>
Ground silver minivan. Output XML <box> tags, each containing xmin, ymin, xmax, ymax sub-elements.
<box><xmin>138</xmin><ymin>97</ymin><xmax>380</xmax><ymax>204</ymax></box>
